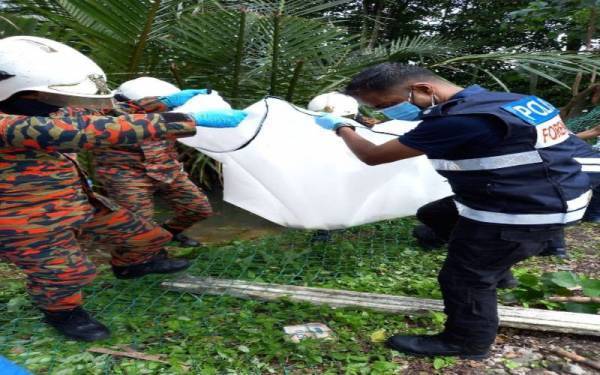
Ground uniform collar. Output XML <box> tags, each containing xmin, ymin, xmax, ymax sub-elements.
<box><xmin>451</xmin><ymin>85</ymin><xmax>488</xmax><ymax>100</ymax></box>
<box><xmin>420</xmin><ymin>85</ymin><xmax>487</xmax><ymax>118</ymax></box>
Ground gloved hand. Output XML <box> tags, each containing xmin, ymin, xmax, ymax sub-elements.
<box><xmin>315</xmin><ymin>114</ymin><xmax>358</xmax><ymax>132</ymax></box>
<box><xmin>161</xmin><ymin>89</ymin><xmax>209</xmax><ymax>108</ymax></box>
<box><xmin>0</xmin><ymin>356</ymin><xmax>29</xmax><ymax>375</ymax></box>
<box><xmin>191</xmin><ymin>109</ymin><xmax>248</xmax><ymax>128</ymax></box>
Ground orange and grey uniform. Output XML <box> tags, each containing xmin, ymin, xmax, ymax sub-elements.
<box><xmin>0</xmin><ymin>106</ymin><xmax>195</xmax><ymax>311</ymax></box>
<box><xmin>92</xmin><ymin>98</ymin><xmax>213</xmax><ymax>234</ymax></box>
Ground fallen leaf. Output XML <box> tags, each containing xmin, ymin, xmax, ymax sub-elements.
<box><xmin>370</xmin><ymin>329</ymin><xmax>387</xmax><ymax>343</ymax></box>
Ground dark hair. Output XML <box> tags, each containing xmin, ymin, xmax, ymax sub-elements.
<box><xmin>345</xmin><ymin>63</ymin><xmax>439</xmax><ymax>96</ymax></box>
<box><xmin>113</xmin><ymin>93</ymin><xmax>130</xmax><ymax>102</ymax></box>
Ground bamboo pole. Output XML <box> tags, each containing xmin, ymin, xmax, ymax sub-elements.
<box><xmin>163</xmin><ymin>276</ymin><xmax>600</xmax><ymax>336</ymax></box>
<box><xmin>549</xmin><ymin>296</ymin><xmax>600</xmax><ymax>304</ymax></box>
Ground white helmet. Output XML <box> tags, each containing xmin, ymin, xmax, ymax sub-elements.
<box><xmin>0</xmin><ymin>36</ymin><xmax>113</xmax><ymax>106</ymax></box>
<box><xmin>115</xmin><ymin>77</ymin><xmax>180</xmax><ymax>101</ymax></box>
<box><xmin>308</xmin><ymin>92</ymin><xmax>359</xmax><ymax>117</ymax></box>
<box><xmin>172</xmin><ymin>90</ymin><xmax>231</xmax><ymax>112</ymax></box>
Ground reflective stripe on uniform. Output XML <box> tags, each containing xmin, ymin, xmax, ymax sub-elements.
<box><xmin>454</xmin><ymin>190</ymin><xmax>592</xmax><ymax>225</ymax></box>
<box><xmin>430</xmin><ymin>151</ymin><xmax>543</xmax><ymax>171</ymax></box>
<box><xmin>574</xmin><ymin>157</ymin><xmax>600</xmax><ymax>173</ymax></box>
<box><xmin>582</xmin><ymin>165</ymin><xmax>600</xmax><ymax>172</ymax></box>
<box><xmin>567</xmin><ymin>189</ymin><xmax>594</xmax><ymax>211</ymax></box>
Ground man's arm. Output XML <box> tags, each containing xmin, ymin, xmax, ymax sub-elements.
<box><xmin>51</xmin><ymin>98</ymin><xmax>168</xmax><ymax>118</ymax></box>
<box><xmin>105</xmin><ymin>89</ymin><xmax>210</xmax><ymax>115</ymax></box>
<box><xmin>576</xmin><ymin>124</ymin><xmax>600</xmax><ymax>140</ymax></box>
<box><xmin>107</xmin><ymin>97</ymin><xmax>169</xmax><ymax>115</ymax></box>
<box><xmin>337</xmin><ymin>127</ymin><xmax>424</xmax><ymax>165</ymax></box>
<box><xmin>0</xmin><ymin>112</ymin><xmax>195</xmax><ymax>152</ymax></box>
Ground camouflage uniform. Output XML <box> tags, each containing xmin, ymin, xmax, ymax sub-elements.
<box><xmin>92</xmin><ymin>99</ymin><xmax>213</xmax><ymax>234</ymax></box>
<box><xmin>0</xmin><ymin>104</ymin><xmax>195</xmax><ymax>311</ymax></box>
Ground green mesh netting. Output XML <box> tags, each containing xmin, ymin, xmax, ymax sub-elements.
<box><xmin>565</xmin><ymin>106</ymin><xmax>600</xmax><ymax>133</ymax></box>
<box><xmin>0</xmin><ymin>219</ymin><xmax>450</xmax><ymax>374</ymax></box>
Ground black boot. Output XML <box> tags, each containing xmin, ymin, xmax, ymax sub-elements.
<box><xmin>162</xmin><ymin>224</ymin><xmax>203</xmax><ymax>247</ymax></box>
<box><xmin>42</xmin><ymin>307</ymin><xmax>110</xmax><ymax>342</ymax></box>
<box><xmin>497</xmin><ymin>273</ymin><xmax>519</xmax><ymax>289</ymax></box>
<box><xmin>155</xmin><ymin>248</ymin><xmax>169</xmax><ymax>259</ymax></box>
<box><xmin>172</xmin><ymin>233</ymin><xmax>202</xmax><ymax>247</ymax></box>
<box><xmin>583</xmin><ymin>214</ymin><xmax>600</xmax><ymax>223</ymax></box>
<box><xmin>386</xmin><ymin>334</ymin><xmax>490</xmax><ymax>360</ymax></box>
<box><xmin>112</xmin><ymin>255</ymin><xmax>190</xmax><ymax>279</ymax></box>
<box><xmin>310</xmin><ymin>230</ymin><xmax>331</xmax><ymax>243</ymax></box>
<box><xmin>412</xmin><ymin>225</ymin><xmax>446</xmax><ymax>250</ymax></box>
<box><xmin>539</xmin><ymin>246</ymin><xmax>568</xmax><ymax>259</ymax></box>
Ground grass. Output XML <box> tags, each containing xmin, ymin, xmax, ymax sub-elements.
<box><xmin>0</xmin><ymin>218</ymin><xmax>595</xmax><ymax>374</ymax></box>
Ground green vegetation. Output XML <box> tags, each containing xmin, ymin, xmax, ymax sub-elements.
<box><xmin>2</xmin><ymin>0</ymin><xmax>599</xmax><ymax>186</ymax></box>
<box><xmin>1</xmin><ymin>219</ymin><xmax>597</xmax><ymax>374</ymax></box>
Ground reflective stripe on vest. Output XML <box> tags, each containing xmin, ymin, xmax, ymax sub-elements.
<box><xmin>454</xmin><ymin>190</ymin><xmax>592</xmax><ymax>225</ymax></box>
<box><xmin>574</xmin><ymin>157</ymin><xmax>600</xmax><ymax>173</ymax></box>
<box><xmin>430</xmin><ymin>150</ymin><xmax>543</xmax><ymax>171</ymax></box>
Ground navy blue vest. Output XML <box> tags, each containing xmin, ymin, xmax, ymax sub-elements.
<box><xmin>571</xmin><ymin>135</ymin><xmax>600</xmax><ymax>186</ymax></box>
<box><xmin>420</xmin><ymin>86</ymin><xmax>591</xmax><ymax>225</ymax></box>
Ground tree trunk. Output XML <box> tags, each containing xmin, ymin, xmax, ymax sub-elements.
<box><xmin>586</xmin><ymin>6</ymin><xmax>596</xmax><ymax>50</ymax></box>
<box><xmin>269</xmin><ymin>12</ymin><xmax>282</xmax><ymax>96</ymax></box>
<box><xmin>359</xmin><ymin>0</ymin><xmax>370</xmax><ymax>49</ymax></box>
<box><xmin>127</xmin><ymin>0</ymin><xmax>162</xmax><ymax>79</ymax></box>
<box><xmin>231</xmin><ymin>9</ymin><xmax>248</xmax><ymax>107</ymax></box>
<box><xmin>367</xmin><ymin>0</ymin><xmax>384</xmax><ymax>50</ymax></box>
<box><xmin>566</xmin><ymin>32</ymin><xmax>583</xmax><ymax>52</ymax></box>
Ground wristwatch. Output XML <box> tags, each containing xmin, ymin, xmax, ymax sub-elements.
<box><xmin>335</xmin><ymin>124</ymin><xmax>356</xmax><ymax>136</ymax></box>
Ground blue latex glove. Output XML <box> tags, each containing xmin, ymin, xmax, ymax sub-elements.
<box><xmin>160</xmin><ymin>89</ymin><xmax>209</xmax><ymax>108</ymax></box>
<box><xmin>315</xmin><ymin>114</ymin><xmax>357</xmax><ymax>131</ymax></box>
<box><xmin>0</xmin><ymin>356</ymin><xmax>30</xmax><ymax>375</ymax></box>
<box><xmin>191</xmin><ymin>109</ymin><xmax>248</xmax><ymax>128</ymax></box>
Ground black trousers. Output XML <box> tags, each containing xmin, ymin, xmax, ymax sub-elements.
<box><xmin>584</xmin><ymin>179</ymin><xmax>600</xmax><ymax>221</ymax></box>
<box><xmin>416</xmin><ymin>196</ymin><xmax>457</xmax><ymax>242</ymax></box>
<box><xmin>440</xmin><ymin>218</ymin><xmax>562</xmax><ymax>347</ymax></box>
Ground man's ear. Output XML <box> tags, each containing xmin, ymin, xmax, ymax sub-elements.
<box><xmin>411</xmin><ymin>83</ymin><xmax>435</xmax><ymax>96</ymax></box>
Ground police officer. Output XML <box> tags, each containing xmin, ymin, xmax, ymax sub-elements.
<box><xmin>314</xmin><ymin>63</ymin><xmax>591</xmax><ymax>359</ymax></box>
<box><xmin>93</xmin><ymin>77</ymin><xmax>214</xmax><ymax>248</ymax></box>
<box><xmin>573</xmin><ymin>124</ymin><xmax>600</xmax><ymax>222</ymax></box>
<box><xmin>413</xmin><ymin>124</ymin><xmax>600</xmax><ymax>257</ymax></box>
<box><xmin>0</xmin><ymin>36</ymin><xmax>246</xmax><ymax>341</ymax></box>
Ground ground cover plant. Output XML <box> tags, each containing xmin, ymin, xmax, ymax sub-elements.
<box><xmin>0</xmin><ymin>219</ymin><xmax>597</xmax><ymax>374</ymax></box>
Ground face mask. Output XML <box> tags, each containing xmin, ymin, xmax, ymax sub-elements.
<box><xmin>380</xmin><ymin>90</ymin><xmax>423</xmax><ymax>121</ymax></box>
<box><xmin>380</xmin><ymin>101</ymin><xmax>422</xmax><ymax>121</ymax></box>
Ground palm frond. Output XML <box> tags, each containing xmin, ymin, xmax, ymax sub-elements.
<box><xmin>10</xmin><ymin>0</ymin><xmax>184</xmax><ymax>80</ymax></box>
<box><xmin>164</xmin><ymin>7</ymin><xmax>358</xmax><ymax>105</ymax></box>
<box><xmin>431</xmin><ymin>51</ymin><xmax>600</xmax><ymax>91</ymax></box>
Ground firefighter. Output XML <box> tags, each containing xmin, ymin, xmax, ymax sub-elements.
<box><xmin>0</xmin><ymin>36</ymin><xmax>246</xmax><ymax>341</ymax></box>
<box><xmin>93</xmin><ymin>77</ymin><xmax>213</xmax><ymax>248</ymax></box>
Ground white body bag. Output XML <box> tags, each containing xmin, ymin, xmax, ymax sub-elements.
<box><xmin>177</xmin><ymin>96</ymin><xmax>452</xmax><ymax>229</ymax></box>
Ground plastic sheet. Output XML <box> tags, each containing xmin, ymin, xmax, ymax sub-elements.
<box><xmin>177</xmin><ymin>97</ymin><xmax>452</xmax><ymax>229</ymax></box>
